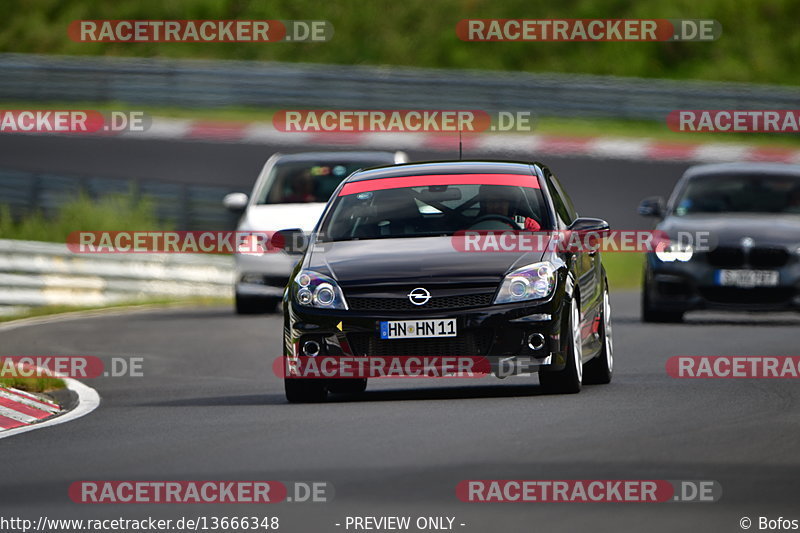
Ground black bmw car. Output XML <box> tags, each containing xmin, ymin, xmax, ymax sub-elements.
<box><xmin>281</xmin><ymin>161</ymin><xmax>614</xmax><ymax>402</ymax></box>
<box><xmin>639</xmin><ymin>162</ymin><xmax>800</xmax><ymax>322</ymax></box>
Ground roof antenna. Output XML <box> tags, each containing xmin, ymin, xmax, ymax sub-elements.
<box><xmin>458</xmin><ymin>127</ymin><xmax>463</xmax><ymax>160</ymax></box>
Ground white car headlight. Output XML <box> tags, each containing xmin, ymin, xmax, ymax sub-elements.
<box><xmin>293</xmin><ymin>270</ymin><xmax>348</xmax><ymax>310</ymax></box>
<box><xmin>655</xmin><ymin>241</ymin><xmax>693</xmax><ymax>262</ymax></box>
<box><xmin>494</xmin><ymin>261</ymin><xmax>557</xmax><ymax>304</ymax></box>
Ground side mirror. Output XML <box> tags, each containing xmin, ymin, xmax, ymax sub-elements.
<box><xmin>568</xmin><ymin>217</ymin><xmax>610</xmax><ymax>233</ymax></box>
<box><xmin>637</xmin><ymin>196</ymin><xmax>664</xmax><ymax>218</ymax></box>
<box><xmin>273</xmin><ymin>228</ymin><xmax>309</xmax><ymax>255</ymax></box>
<box><xmin>223</xmin><ymin>192</ymin><xmax>249</xmax><ymax>213</ymax></box>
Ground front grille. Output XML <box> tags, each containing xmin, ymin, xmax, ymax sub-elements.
<box><xmin>706</xmin><ymin>246</ymin><xmax>789</xmax><ymax>269</ymax></box>
<box><xmin>348</xmin><ymin>330</ymin><xmax>494</xmax><ymax>357</ymax></box>
<box><xmin>699</xmin><ymin>287</ymin><xmax>792</xmax><ymax>305</ymax></box>
<box><xmin>706</xmin><ymin>247</ymin><xmax>745</xmax><ymax>268</ymax></box>
<box><xmin>348</xmin><ymin>292</ymin><xmax>494</xmax><ymax>312</ymax></box>
<box><xmin>749</xmin><ymin>247</ymin><xmax>790</xmax><ymax>268</ymax></box>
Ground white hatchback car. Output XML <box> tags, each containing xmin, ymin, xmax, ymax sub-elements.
<box><xmin>223</xmin><ymin>151</ymin><xmax>408</xmax><ymax>313</ymax></box>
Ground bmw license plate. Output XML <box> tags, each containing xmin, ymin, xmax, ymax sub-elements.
<box><xmin>380</xmin><ymin>319</ymin><xmax>457</xmax><ymax>339</ymax></box>
<box><xmin>716</xmin><ymin>269</ymin><xmax>779</xmax><ymax>288</ymax></box>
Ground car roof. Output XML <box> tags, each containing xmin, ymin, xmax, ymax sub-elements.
<box><xmin>684</xmin><ymin>162</ymin><xmax>800</xmax><ymax>179</ymax></box>
<box><xmin>345</xmin><ymin>160</ymin><xmax>539</xmax><ymax>182</ymax></box>
<box><xmin>273</xmin><ymin>151</ymin><xmax>402</xmax><ymax>163</ymax></box>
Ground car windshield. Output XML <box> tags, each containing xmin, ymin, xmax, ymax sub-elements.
<box><xmin>673</xmin><ymin>174</ymin><xmax>800</xmax><ymax>216</ymax></box>
<box><xmin>255</xmin><ymin>161</ymin><xmax>384</xmax><ymax>204</ymax></box>
<box><xmin>319</xmin><ymin>177</ymin><xmax>552</xmax><ymax>241</ymax></box>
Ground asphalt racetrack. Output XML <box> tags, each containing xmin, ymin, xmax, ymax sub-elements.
<box><xmin>1</xmin><ymin>294</ymin><xmax>799</xmax><ymax>531</ymax></box>
<box><xmin>1</xmin><ymin>135</ymin><xmax>798</xmax><ymax>532</ymax></box>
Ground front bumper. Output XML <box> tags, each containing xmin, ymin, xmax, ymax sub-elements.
<box><xmin>283</xmin><ymin>288</ymin><xmax>569</xmax><ymax>376</ymax></box>
<box><xmin>645</xmin><ymin>253</ymin><xmax>800</xmax><ymax>312</ymax></box>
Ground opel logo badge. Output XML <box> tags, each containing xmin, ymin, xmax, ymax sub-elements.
<box><xmin>741</xmin><ymin>237</ymin><xmax>755</xmax><ymax>249</ymax></box>
<box><xmin>408</xmin><ymin>287</ymin><xmax>431</xmax><ymax>306</ymax></box>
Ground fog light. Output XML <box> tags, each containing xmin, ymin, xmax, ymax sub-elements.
<box><xmin>302</xmin><ymin>340</ymin><xmax>321</xmax><ymax>356</ymax></box>
<box><xmin>527</xmin><ymin>333</ymin><xmax>545</xmax><ymax>351</ymax></box>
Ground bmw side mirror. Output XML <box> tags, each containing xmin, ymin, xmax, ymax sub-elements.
<box><xmin>637</xmin><ymin>196</ymin><xmax>664</xmax><ymax>218</ymax></box>
<box><xmin>223</xmin><ymin>192</ymin><xmax>249</xmax><ymax>213</ymax></box>
<box><xmin>568</xmin><ymin>217</ymin><xmax>610</xmax><ymax>233</ymax></box>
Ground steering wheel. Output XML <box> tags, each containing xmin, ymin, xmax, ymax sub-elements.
<box><xmin>467</xmin><ymin>214</ymin><xmax>519</xmax><ymax>230</ymax></box>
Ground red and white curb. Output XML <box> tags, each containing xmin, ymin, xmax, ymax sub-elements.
<box><xmin>0</xmin><ymin>386</ymin><xmax>60</xmax><ymax>429</ymax></box>
<box><xmin>0</xmin><ymin>313</ymin><xmax>104</xmax><ymax>439</ymax></box>
<box><xmin>125</xmin><ymin>118</ymin><xmax>800</xmax><ymax>164</ymax></box>
<box><xmin>0</xmin><ymin>378</ymin><xmax>99</xmax><ymax>440</ymax></box>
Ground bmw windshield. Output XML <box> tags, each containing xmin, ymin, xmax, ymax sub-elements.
<box><xmin>673</xmin><ymin>174</ymin><xmax>800</xmax><ymax>216</ymax></box>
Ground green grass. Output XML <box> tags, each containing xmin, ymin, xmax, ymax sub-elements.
<box><xmin>0</xmin><ymin>191</ymin><xmax>168</xmax><ymax>243</ymax></box>
<box><xmin>1</xmin><ymin>0</ymin><xmax>799</xmax><ymax>85</ymax></box>
<box><xmin>0</xmin><ymin>375</ymin><xmax>66</xmax><ymax>393</ymax></box>
<box><xmin>602</xmin><ymin>252</ymin><xmax>644</xmax><ymax>290</ymax></box>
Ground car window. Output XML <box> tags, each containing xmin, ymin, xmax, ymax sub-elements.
<box><xmin>544</xmin><ymin>173</ymin><xmax>577</xmax><ymax>226</ymax></box>
<box><xmin>320</xmin><ymin>181</ymin><xmax>551</xmax><ymax>242</ymax></box>
<box><xmin>674</xmin><ymin>175</ymin><xmax>800</xmax><ymax>215</ymax></box>
<box><xmin>255</xmin><ymin>161</ymin><xmax>384</xmax><ymax>204</ymax></box>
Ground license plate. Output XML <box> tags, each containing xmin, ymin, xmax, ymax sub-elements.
<box><xmin>380</xmin><ymin>319</ymin><xmax>457</xmax><ymax>339</ymax></box>
<box><xmin>716</xmin><ymin>269</ymin><xmax>779</xmax><ymax>288</ymax></box>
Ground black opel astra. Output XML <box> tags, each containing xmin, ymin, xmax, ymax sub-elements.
<box><xmin>281</xmin><ymin>161</ymin><xmax>613</xmax><ymax>402</ymax></box>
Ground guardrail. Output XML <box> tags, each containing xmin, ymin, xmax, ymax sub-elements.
<box><xmin>2</xmin><ymin>53</ymin><xmax>800</xmax><ymax>121</ymax></box>
<box><xmin>0</xmin><ymin>239</ymin><xmax>234</xmax><ymax>313</ymax></box>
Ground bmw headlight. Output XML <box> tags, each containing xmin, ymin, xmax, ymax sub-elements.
<box><xmin>494</xmin><ymin>261</ymin><xmax>557</xmax><ymax>304</ymax></box>
<box><xmin>655</xmin><ymin>241</ymin><xmax>693</xmax><ymax>262</ymax></box>
<box><xmin>293</xmin><ymin>270</ymin><xmax>348</xmax><ymax>310</ymax></box>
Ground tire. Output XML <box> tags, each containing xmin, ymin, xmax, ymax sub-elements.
<box><xmin>235</xmin><ymin>294</ymin><xmax>279</xmax><ymax>315</ymax></box>
<box><xmin>641</xmin><ymin>284</ymin><xmax>683</xmax><ymax>323</ymax></box>
<box><xmin>328</xmin><ymin>378</ymin><xmax>368</xmax><ymax>394</ymax></box>
<box><xmin>584</xmin><ymin>283</ymin><xmax>613</xmax><ymax>385</ymax></box>
<box><xmin>539</xmin><ymin>297</ymin><xmax>582</xmax><ymax>394</ymax></box>
<box><xmin>285</xmin><ymin>378</ymin><xmax>328</xmax><ymax>403</ymax></box>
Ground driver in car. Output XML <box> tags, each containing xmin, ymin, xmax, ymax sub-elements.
<box><xmin>478</xmin><ymin>184</ymin><xmax>541</xmax><ymax>231</ymax></box>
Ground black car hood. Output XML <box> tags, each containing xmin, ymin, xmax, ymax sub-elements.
<box><xmin>659</xmin><ymin>213</ymin><xmax>800</xmax><ymax>247</ymax></box>
<box><xmin>307</xmin><ymin>236</ymin><xmax>545</xmax><ymax>286</ymax></box>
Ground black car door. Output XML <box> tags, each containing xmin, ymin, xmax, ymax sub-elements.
<box><xmin>543</xmin><ymin>169</ymin><xmax>603</xmax><ymax>353</ymax></box>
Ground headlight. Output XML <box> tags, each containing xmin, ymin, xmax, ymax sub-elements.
<box><xmin>293</xmin><ymin>270</ymin><xmax>348</xmax><ymax>310</ymax></box>
<box><xmin>494</xmin><ymin>261</ymin><xmax>557</xmax><ymax>304</ymax></box>
<box><xmin>655</xmin><ymin>241</ymin><xmax>693</xmax><ymax>262</ymax></box>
